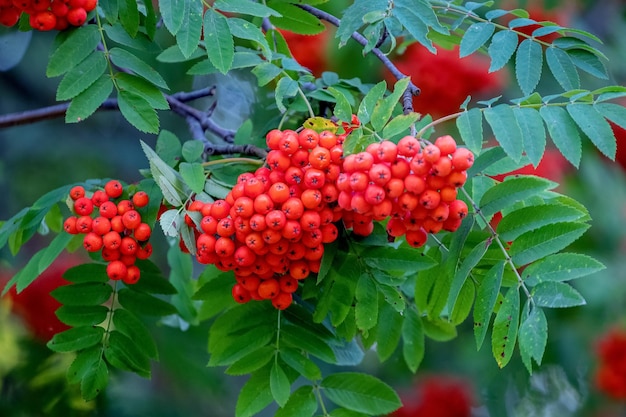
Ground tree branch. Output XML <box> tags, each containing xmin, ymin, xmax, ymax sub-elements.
<box><xmin>297</xmin><ymin>4</ymin><xmax>420</xmax><ymax>115</ymax></box>
<box><xmin>186</xmin><ymin>117</ymin><xmax>267</xmax><ymax>159</ymax></box>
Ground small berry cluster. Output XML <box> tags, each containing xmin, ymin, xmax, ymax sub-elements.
<box><xmin>191</xmin><ymin>127</ymin><xmax>355</xmax><ymax>310</ymax></box>
<box><xmin>0</xmin><ymin>0</ymin><xmax>96</xmax><ymax>31</ymax></box>
<box><xmin>64</xmin><ymin>180</ymin><xmax>153</xmax><ymax>285</ymax></box>
<box><xmin>338</xmin><ymin>135</ymin><xmax>471</xmax><ymax>247</ymax></box>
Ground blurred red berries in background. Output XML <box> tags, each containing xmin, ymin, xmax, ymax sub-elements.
<box><xmin>390</xmin><ymin>375</ymin><xmax>475</xmax><ymax>417</ymax></box>
<box><xmin>1</xmin><ymin>254</ymin><xmax>83</xmax><ymax>342</ymax></box>
<box><xmin>279</xmin><ymin>28</ymin><xmax>331</xmax><ymax>77</ymax></box>
<box><xmin>594</xmin><ymin>327</ymin><xmax>626</xmax><ymax>401</ymax></box>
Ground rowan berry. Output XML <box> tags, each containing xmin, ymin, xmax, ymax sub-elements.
<box><xmin>397</xmin><ymin>135</ymin><xmax>420</xmax><ymax>157</ymax></box>
<box><xmin>82</xmin><ymin>232</ymin><xmax>103</xmax><ymax>252</ymax></box>
<box><xmin>211</xmin><ymin>200</ymin><xmax>231</xmax><ymax>220</ymax></box>
<box><xmin>102</xmin><ymin>247</ymin><xmax>121</xmax><ymax>262</ymax></box>
<box><xmin>423</xmin><ymin>144</ymin><xmax>441</xmax><ymax>163</ymax></box>
<box><xmin>449</xmin><ymin>199</ymin><xmax>469</xmax><ymax>220</ymax></box>
<box><xmin>232</xmin><ymin>284</ymin><xmax>251</xmax><ymax>304</ymax></box>
<box><xmin>122</xmin><ymin>210</ymin><xmax>141</xmax><ymax>230</ymax></box>
<box><xmin>257</xmin><ymin>278</ymin><xmax>280</xmax><ymax>299</ymax></box>
<box><xmin>74</xmin><ymin>197</ymin><xmax>94</xmax><ymax>216</ymax></box>
<box><xmin>234</xmin><ymin>245</ymin><xmax>256</xmax><ymax>267</ymax></box>
<box><xmin>66</xmin><ymin>6</ymin><xmax>87</xmax><ymax>26</ymax></box>
<box><xmin>99</xmin><ymin>201</ymin><xmax>118</xmax><ymax>219</ymax></box>
<box><xmin>266</xmin><ymin>129</ymin><xmax>283</xmax><ymax>150</ymax></box>
<box><xmin>0</xmin><ymin>7</ymin><xmax>20</xmax><ymax>27</ymax></box>
<box><xmin>75</xmin><ymin>215</ymin><xmax>93</xmax><ymax>233</ymax></box>
<box><xmin>134</xmin><ymin>223</ymin><xmax>151</xmax><ymax>241</ymax></box>
<box><xmin>435</xmin><ymin>135</ymin><xmax>457</xmax><ymax>156</ymax></box>
<box><xmin>298</xmin><ymin>128</ymin><xmax>319</xmax><ymax>149</ymax></box>
<box><xmin>110</xmin><ymin>215</ymin><xmax>125</xmax><ymax>233</ymax></box>
<box><xmin>451</xmin><ymin>148</ymin><xmax>475</xmax><ymax>170</ymax></box>
<box><xmin>91</xmin><ymin>216</ymin><xmax>111</xmax><ymax>235</ymax></box>
<box><xmin>30</xmin><ymin>10</ymin><xmax>56</xmax><ymax>31</ymax></box>
<box><xmin>136</xmin><ymin>243</ymin><xmax>153</xmax><ymax>260</ymax></box>
<box><xmin>404</xmin><ymin>175</ymin><xmax>426</xmax><ymax>195</ymax></box>
<box><xmin>107</xmin><ymin>260</ymin><xmax>127</xmax><ymax>281</ymax></box>
<box><xmin>64</xmin><ymin>216</ymin><xmax>78</xmax><ymax>234</ymax></box>
<box><xmin>271</xmin><ymin>292</ymin><xmax>293</xmax><ymax>310</ymax></box>
<box><xmin>289</xmin><ymin>259</ymin><xmax>310</xmax><ymax>280</ymax></box>
<box><xmin>51</xmin><ymin>0</ymin><xmax>68</xmax><ymax>16</ymax></box>
<box><xmin>278</xmin><ymin>132</ymin><xmax>299</xmax><ymax>155</ymax></box>
<box><xmin>116</xmin><ymin>199</ymin><xmax>134</xmax><ymax>215</ymax></box>
<box><xmin>309</xmin><ymin>146</ymin><xmax>331</xmax><ymax>169</ymax></box>
<box><xmin>119</xmin><ymin>236</ymin><xmax>138</xmax><ymax>256</ymax></box>
<box><xmin>432</xmin><ymin>156</ymin><xmax>453</xmax><ymax>177</ymax></box>
<box><xmin>69</xmin><ymin>185</ymin><xmax>85</xmax><ymax>200</ymax></box>
<box><xmin>405</xmin><ymin>228</ymin><xmax>428</xmax><ymax>248</ymax></box>
<box><xmin>104</xmin><ymin>180</ymin><xmax>124</xmax><ymax>198</ymax></box>
<box><xmin>215</xmin><ymin>237</ymin><xmax>236</xmax><ymax>257</ymax></box>
<box><xmin>369</xmin><ymin>163</ymin><xmax>392</xmax><ymax>186</ymax></box>
<box><xmin>123</xmin><ymin>265</ymin><xmax>141</xmax><ymax>285</ymax></box>
<box><xmin>132</xmin><ymin>191</ymin><xmax>149</xmax><ymax>208</ymax></box>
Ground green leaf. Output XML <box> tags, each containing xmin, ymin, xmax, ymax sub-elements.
<box><xmin>157</xmin><ymin>45</ymin><xmax>205</xmax><ymax>63</ymax></box>
<box><xmin>484</xmin><ymin>104</ymin><xmax>524</xmax><ymax>162</ymax></box>
<box><xmin>47</xmin><ymin>25</ymin><xmax>101</xmax><ymax>77</ymax></box>
<box><xmin>497</xmin><ymin>203</ymin><xmax>586</xmax><ymax>242</ymax></box>
<box><xmin>393</xmin><ymin>6</ymin><xmax>434</xmax><ymax>52</ymax></box>
<box><xmin>488</xmin><ymin>29</ymin><xmax>518</xmax><ymax>72</ymax></box>
<box><xmin>55</xmin><ymin>305</ymin><xmax>109</xmax><ymax>327</ymax></box>
<box><xmin>80</xmin><ymin>357</ymin><xmax>108</xmax><ymax>401</ymax></box>
<box><xmin>473</xmin><ymin>261</ymin><xmax>504</xmax><ymax>349</ymax></box>
<box><xmin>363</xmin><ymin>246</ymin><xmax>436</xmax><ymax>272</ymax></box>
<box><xmin>523</xmin><ymin>253</ymin><xmax>605</xmax><ymax>286</ymax></box>
<box><xmin>401</xmin><ymin>307</ymin><xmax>424</xmax><ymax>373</ymax></box>
<box><xmin>450</xmin><ymin>279</ymin><xmax>475</xmax><ymax>325</ymax></box>
<box><xmin>209</xmin><ymin>323</ymin><xmax>275</xmax><ymax>367</ymax></box>
<box><xmin>226</xmin><ymin>346</ymin><xmax>275</xmax><ymax>376</ymax></box>
<box><xmin>179</xmin><ymin>162</ymin><xmax>206</xmax><ymax>194</ymax></box>
<box><xmin>512</xmin><ymin>107</ymin><xmax>545</xmax><ymax>167</ymax></box>
<box><xmin>281</xmin><ymin>324</ymin><xmax>335</xmax><ymax>363</ymax></box>
<box><xmin>321</xmin><ymin>372</ymin><xmax>401</xmax><ymax>415</ymax></box>
<box><xmin>539</xmin><ymin>105</ymin><xmax>582</xmax><ymax>167</ymax></box>
<box><xmin>215</xmin><ymin>0</ymin><xmax>280</xmax><ymax>17</ymax></box>
<box><xmin>109</xmin><ymin>48</ymin><xmax>169</xmax><ymax>90</ymax></box>
<box><xmin>382</xmin><ymin>113</ymin><xmax>420</xmax><ymax>139</ymax></box>
<box><xmin>275</xmin><ymin>76</ymin><xmax>299</xmax><ymax>112</ymax></box>
<box><xmin>456</xmin><ymin>107</ymin><xmax>484</xmax><ymax>155</ymax></box>
<box><xmin>67</xmin><ymin>345</ymin><xmax>102</xmax><ymax>384</ymax></box>
<box><xmin>112</xmin><ymin>308</ymin><xmax>159</xmax><ymax>360</ymax></box>
<box><xmin>328</xmin><ymin>86</ymin><xmax>353</xmax><ymax>122</ymax></box>
<box><xmin>519</xmin><ymin>307</ymin><xmax>547</xmax><ymax>372</ymax></box>
<box><xmin>133</xmin><ymin>259</ymin><xmax>177</xmax><ymax>295</ymax></box>
<box><xmin>371</xmin><ymin>77</ymin><xmax>410</xmax><ymax>132</ymax></box>
<box><xmin>252</xmin><ymin>62</ymin><xmax>282</xmax><ymax>86</ymax></box>
<box><xmin>235</xmin><ymin>366</ymin><xmax>273</xmax><ymax>417</ymax></box>
<box><xmin>66</xmin><ymin>75</ymin><xmax>113</xmax><ymax>123</ymax></box>
<box><xmin>117</xmin><ymin>90</ymin><xmax>160</xmax><ymax>134</ymax></box>
<box><xmin>480</xmin><ymin>175</ymin><xmax>555</xmax><ymax>218</ymax></box>
<box><xmin>280</xmin><ymin>348</ymin><xmax>322</xmax><ymax>381</ymax></box>
<box><xmin>566</xmin><ymin>103</ymin><xmax>616</xmax><ymax>160</ymax></box>
<box><xmin>228</xmin><ymin>17</ymin><xmax>272</xmax><ymax>59</ymax></box>
<box><xmin>491</xmin><ymin>286</ymin><xmax>520</xmax><ymax>368</ymax></box>
<box><xmin>56</xmin><ymin>51</ymin><xmax>107</xmax><ymax>101</ymax></box>
<box><xmin>532</xmin><ymin>281</ymin><xmax>586</xmax><ymax>308</ymax></box>
<box><xmin>546</xmin><ymin>46</ymin><xmax>580</xmax><ymax>91</ymax></box>
<box><xmin>395</xmin><ymin>0</ymin><xmax>448</xmax><ymax>35</ymax></box>
<box><xmin>376</xmin><ymin>302</ymin><xmax>403</xmax><ymax>362</ymax></box>
<box><xmin>275</xmin><ymin>385</ymin><xmax>318</xmax><ymax>417</ymax></box>
<box><xmin>269</xmin><ymin>2</ymin><xmax>324</xmax><ymax>35</ymax></box>
<box><xmin>446</xmin><ymin>238</ymin><xmax>490</xmax><ymax>311</ymax></box>
<box><xmin>141</xmin><ymin>139</ymin><xmax>188</xmax><ymax>206</ymax></box>
<box><xmin>176</xmin><ymin>0</ymin><xmax>203</xmax><ymax>58</ymax></box>
<box><xmin>510</xmin><ymin>222</ymin><xmax>590</xmax><ymax>266</ymax></box>
<box><xmin>460</xmin><ymin>22</ymin><xmax>495</xmax><ymax>57</ymax></box>
<box><xmin>515</xmin><ymin>38</ymin><xmax>543</xmax><ymax>95</ymax></box>
<box><xmin>336</xmin><ymin>0</ymin><xmax>387</xmax><ymax>45</ymax></box>
<box><xmin>270</xmin><ymin>361</ymin><xmax>291</xmax><ymax>408</ymax></box>
<box><xmin>51</xmin><ymin>282</ymin><xmax>113</xmax><ymax>306</ymax></box>
<box><xmin>62</xmin><ymin>263</ymin><xmax>108</xmax><ymax>284</ymax></box>
<box><xmin>160</xmin><ymin>0</ymin><xmax>185</xmax><ymax>35</ymax></box>
<box><xmin>117</xmin><ymin>287</ymin><xmax>177</xmax><ymax>316</ymax></box>
<box><xmin>47</xmin><ymin>326</ymin><xmax>105</xmax><ymax>353</ymax></box>
<box><xmin>119</xmin><ymin>0</ymin><xmax>140</xmax><ymax>37</ymax></box>
<box><xmin>203</xmin><ymin>8</ymin><xmax>234</xmax><ymax>73</ymax></box>
<box><xmin>155</xmin><ymin>130</ymin><xmax>182</xmax><ymax>166</ymax></box>
<box><xmin>595</xmin><ymin>102</ymin><xmax>626</xmax><ymax>130</ymax></box>
<box><xmin>357</xmin><ymin>81</ymin><xmax>386</xmax><ymax>125</ymax></box>
<box><xmin>568</xmin><ymin>49</ymin><xmax>608</xmax><ymax>80</ymax></box>
<box><xmin>116</xmin><ymin>73</ymin><xmax>169</xmax><ymax>110</ymax></box>
<box><xmin>355</xmin><ymin>274</ymin><xmax>378</xmax><ymax>331</ymax></box>
<box><xmin>104</xmin><ymin>330</ymin><xmax>151</xmax><ymax>377</ymax></box>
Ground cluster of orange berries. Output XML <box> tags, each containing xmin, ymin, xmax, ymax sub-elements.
<box><xmin>337</xmin><ymin>135</ymin><xmax>471</xmax><ymax>247</ymax></box>
<box><xmin>188</xmin><ymin>126</ymin><xmax>354</xmax><ymax>310</ymax></box>
<box><xmin>64</xmin><ymin>180</ymin><xmax>153</xmax><ymax>285</ymax></box>
<box><xmin>0</xmin><ymin>0</ymin><xmax>95</xmax><ymax>31</ymax></box>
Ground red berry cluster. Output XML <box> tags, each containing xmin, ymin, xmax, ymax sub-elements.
<box><xmin>64</xmin><ymin>180</ymin><xmax>153</xmax><ymax>285</ymax></box>
<box><xmin>191</xmin><ymin>126</ymin><xmax>354</xmax><ymax>310</ymax></box>
<box><xmin>337</xmin><ymin>135</ymin><xmax>472</xmax><ymax>247</ymax></box>
<box><xmin>0</xmin><ymin>0</ymin><xmax>96</xmax><ymax>31</ymax></box>
<box><xmin>594</xmin><ymin>327</ymin><xmax>626</xmax><ymax>401</ymax></box>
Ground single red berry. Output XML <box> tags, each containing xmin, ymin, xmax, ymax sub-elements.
<box><xmin>69</xmin><ymin>185</ymin><xmax>85</xmax><ymax>200</ymax></box>
<box><xmin>104</xmin><ymin>180</ymin><xmax>124</xmax><ymax>198</ymax></box>
<box><xmin>123</xmin><ymin>265</ymin><xmax>141</xmax><ymax>285</ymax></box>
<box><xmin>66</xmin><ymin>6</ymin><xmax>87</xmax><ymax>26</ymax></box>
<box><xmin>106</xmin><ymin>260</ymin><xmax>127</xmax><ymax>281</ymax></box>
<box><xmin>132</xmin><ymin>191</ymin><xmax>149</xmax><ymax>208</ymax></box>
<box><xmin>74</xmin><ymin>197</ymin><xmax>94</xmax><ymax>216</ymax></box>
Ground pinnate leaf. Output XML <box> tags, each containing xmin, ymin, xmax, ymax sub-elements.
<box><xmin>321</xmin><ymin>372</ymin><xmax>401</xmax><ymax>415</ymax></box>
<box><xmin>484</xmin><ymin>104</ymin><xmax>524</xmax><ymax>162</ymax></box>
<box><xmin>47</xmin><ymin>25</ymin><xmax>101</xmax><ymax>77</ymax></box>
<box><xmin>539</xmin><ymin>105</ymin><xmax>582</xmax><ymax>167</ymax></box>
<box><xmin>515</xmin><ymin>38</ymin><xmax>543</xmax><ymax>95</ymax></box>
<box><xmin>519</xmin><ymin>307</ymin><xmax>548</xmax><ymax>372</ymax></box>
<box><xmin>532</xmin><ymin>281</ymin><xmax>586</xmax><ymax>308</ymax></box>
<box><xmin>491</xmin><ymin>286</ymin><xmax>520</xmax><ymax>368</ymax></box>
<box><xmin>204</xmin><ymin>8</ymin><xmax>234</xmax><ymax>73</ymax></box>
<box><xmin>47</xmin><ymin>326</ymin><xmax>105</xmax><ymax>353</ymax></box>
<box><xmin>523</xmin><ymin>253</ymin><xmax>605</xmax><ymax>286</ymax></box>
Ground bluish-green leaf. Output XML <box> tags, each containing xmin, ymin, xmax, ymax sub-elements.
<box><xmin>595</xmin><ymin>102</ymin><xmax>626</xmax><ymax>131</ymax></box>
<box><xmin>393</xmin><ymin>6</ymin><xmax>434</xmax><ymax>52</ymax></box>
<box><xmin>321</xmin><ymin>372</ymin><xmax>402</xmax><ymax>415</ymax></box>
<box><xmin>395</xmin><ymin>0</ymin><xmax>448</xmax><ymax>34</ymax></box>
<box><xmin>473</xmin><ymin>261</ymin><xmax>504</xmax><ymax>349</ymax></box>
<box><xmin>226</xmin><ymin>346</ymin><xmax>275</xmax><ymax>376</ymax></box>
<box><xmin>519</xmin><ymin>307</ymin><xmax>547</xmax><ymax>372</ymax></box>
<box><xmin>456</xmin><ymin>107</ymin><xmax>484</xmax><ymax>155</ymax></box>
<box><xmin>275</xmin><ymin>76</ymin><xmax>299</xmax><ymax>112</ymax></box>
<box><xmin>275</xmin><ymin>385</ymin><xmax>317</xmax><ymax>417</ymax></box>
<box><xmin>270</xmin><ymin>361</ymin><xmax>291</xmax><ymax>408</ymax></box>
<box><xmin>66</xmin><ymin>75</ymin><xmax>113</xmax><ymax>123</ymax></box>
<box><xmin>176</xmin><ymin>0</ymin><xmax>203</xmax><ymax>58</ymax></box>
<box><xmin>203</xmin><ymin>9</ymin><xmax>234</xmax><ymax>74</ymax></box>
<box><xmin>509</xmin><ymin>222</ymin><xmax>590</xmax><ymax>266</ymax></box>
<box><xmin>376</xmin><ymin>302</ymin><xmax>403</xmax><ymax>362</ymax></box>
<box><xmin>460</xmin><ymin>22</ymin><xmax>495</xmax><ymax>57</ymax></box>
<box><xmin>523</xmin><ymin>253</ymin><xmax>604</xmax><ymax>286</ymax></box>
<box><xmin>252</xmin><ymin>62</ymin><xmax>282</xmax><ymax>86</ymax></box>
<box><xmin>336</xmin><ymin>0</ymin><xmax>387</xmax><ymax>45</ymax></box>
<box><xmin>512</xmin><ymin>106</ymin><xmax>545</xmax><ymax>167</ymax></box>
<box><xmin>480</xmin><ymin>175</ymin><xmax>555</xmax><ymax>218</ymax></box>
<box><xmin>328</xmin><ymin>86</ymin><xmax>353</xmax><ymax>122</ymax></box>
<box><xmin>159</xmin><ymin>0</ymin><xmax>185</xmax><ymax>35</ymax></box>
<box><xmin>497</xmin><ymin>203</ymin><xmax>585</xmax><ymax>242</ymax></box>
<box><xmin>279</xmin><ymin>348</ymin><xmax>322</xmax><ymax>381</ymax></box>
<box><xmin>228</xmin><ymin>17</ymin><xmax>272</xmax><ymax>59</ymax></box>
<box><xmin>382</xmin><ymin>112</ymin><xmax>420</xmax><ymax>139</ymax></box>
<box><xmin>179</xmin><ymin>162</ymin><xmax>206</xmax><ymax>194</ymax></box>
<box><xmin>363</xmin><ymin>246</ymin><xmax>436</xmax><ymax>272</ymax></box>
<box><xmin>568</xmin><ymin>49</ymin><xmax>608</xmax><ymax>80</ymax></box>
<box><xmin>119</xmin><ymin>0</ymin><xmax>140</xmax><ymax>38</ymax></box>
<box><xmin>47</xmin><ymin>326</ymin><xmax>105</xmax><ymax>353</ymax></box>
<box><xmin>269</xmin><ymin>2</ymin><xmax>324</xmax><ymax>35</ymax></box>
<box><xmin>401</xmin><ymin>307</ymin><xmax>424</xmax><ymax>373</ymax></box>
<box><xmin>371</xmin><ymin>77</ymin><xmax>411</xmax><ymax>132</ymax></box>
<box><xmin>532</xmin><ymin>281</ymin><xmax>586</xmax><ymax>308</ymax></box>
<box><xmin>492</xmin><ymin>286</ymin><xmax>520</xmax><ymax>368</ymax></box>
<box><xmin>539</xmin><ymin>105</ymin><xmax>582</xmax><ymax>167</ymax></box>
<box><xmin>47</xmin><ymin>25</ymin><xmax>101</xmax><ymax>77</ymax></box>
<box><xmin>488</xmin><ymin>30</ymin><xmax>519</xmax><ymax>72</ymax></box>
<box><xmin>446</xmin><ymin>238</ymin><xmax>490</xmax><ymax>311</ymax></box>
<box><xmin>515</xmin><ymin>38</ymin><xmax>543</xmax><ymax>95</ymax></box>
<box><xmin>116</xmin><ymin>73</ymin><xmax>169</xmax><ymax>110</ymax></box>
<box><xmin>117</xmin><ymin>90</ymin><xmax>160</xmax><ymax>134</ymax></box>
<box><xmin>484</xmin><ymin>104</ymin><xmax>524</xmax><ymax>162</ymax></box>
<box><xmin>57</xmin><ymin>51</ymin><xmax>107</xmax><ymax>101</ymax></box>
<box><xmin>215</xmin><ymin>0</ymin><xmax>280</xmax><ymax>18</ymax></box>
<box><xmin>567</xmin><ymin>103</ymin><xmax>616</xmax><ymax>160</ymax></box>
<box><xmin>109</xmin><ymin>48</ymin><xmax>169</xmax><ymax>90</ymax></box>
<box><xmin>67</xmin><ymin>345</ymin><xmax>102</xmax><ymax>384</ymax></box>
<box><xmin>357</xmin><ymin>81</ymin><xmax>386</xmax><ymax>125</ymax></box>
<box><xmin>546</xmin><ymin>46</ymin><xmax>580</xmax><ymax>91</ymax></box>
<box><xmin>355</xmin><ymin>274</ymin><xmax>378</xmax><ymax>331</ymax></box>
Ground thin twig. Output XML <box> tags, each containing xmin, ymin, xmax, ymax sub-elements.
<box><xmin>187</xmin><ymin>117</ymin><xmax>267</xmax><ymax>159</ymax></box>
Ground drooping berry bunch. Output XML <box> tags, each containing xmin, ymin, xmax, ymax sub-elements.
<box><xmin>337</xmin><ymin>135</ymin><xmax>472</xmax><ymax>247</ymax></box>
<box><xmin>0</xmin><ymin>0</ymin><xmax>96</xmax><ymax>31</ymax></box>
<box><xmin>191</xmin><ymin>127</ymin><xmax>353</xmax><ymax>310</ymax></box>
<box><xmin>64</xmin><ymin>180</ymin><xmax>153</xmax><ymax>284</ymax></box>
